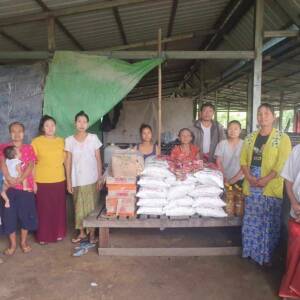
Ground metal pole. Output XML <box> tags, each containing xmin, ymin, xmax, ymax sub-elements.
<box><xmin>279</xmin><ymin>91</ymin><xmax>284</xmax><ymax>131</ymax></box>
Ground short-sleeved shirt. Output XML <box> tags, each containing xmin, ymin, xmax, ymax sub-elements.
<box><xmin>6</xmin><ymin>158</ymin><xmax>22</xmax><ymax>178</ymax></box>
<box><xmin>65</xmin><ymin>133</ymin><xmax>102</xmax><ymax>187</ymax></box>
<box><xmin>251</xmin><ymin>134</ymin><xmax>269</xmax><ymax>167</ymax></box>
<box><xmin>170</xmin><ymin>144</ymin><xmax>200</xmax><ymax>161</ymax></box>
<box><xmin>281</xmin><ymin>144</ymin><xmax>300</xmax><ymax>219</ymax></box>
<box><xmin>0</xmin><ymin>143</ymin><xmax>36</xmax><ymax>191</ymax></box>
<box><xmin>31</xmin><ymin>135</ymin><xmax>65</xmax><ymax>183</ymax></box>
<box><xmin>201</xmin><ymin>123</ymin><xmax>211</xmax><ymax>154</ymax></box>
<box><xmin>215</xmin><ymin>139</ymin><xmax>243</xmax><ymax>180</ymax></box>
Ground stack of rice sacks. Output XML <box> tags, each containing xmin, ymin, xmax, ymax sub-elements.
<box><xmin>136</xmin><ymin>157</ymin><xmax>172</xmax><ymax>215</ymax></box>
<box><xmin>136</xmin><ymin>157</ymin><xmax>227</xmax><ymax>218</ymax></box>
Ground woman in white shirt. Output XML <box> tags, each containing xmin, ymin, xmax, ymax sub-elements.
<box><xmin>65</xmin><ymin>111</ymin><xmax>103</xmax><ymax>243</ymax></box>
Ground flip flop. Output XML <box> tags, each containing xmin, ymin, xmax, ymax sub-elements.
<box><xmin>21</xmin><ymin>245</ymin><xmax>32</xmax><ymax>254</ymax></box>
<box><xmin>4</xmin><ymin>248</ymin><xmax>16</xmax><ymax>256</ymax></box>
<box><xmin>74</xmin><ymin>242</ymin><xmax>96</xmax><ymax>251</ymax></box>
<box><xmin>71</xmin><ymin>236</ymin><xmax>88</xmax><ymax>244</ymax></box>
<box><xmin>73</xmin><ymin>247</ymin><xmax>88</xmax><ymax>257</ymax></box>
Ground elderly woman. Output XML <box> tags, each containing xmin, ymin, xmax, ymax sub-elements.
<box><xmin>31</xmin><ymin>115</ymin><xmax>66</xmax><ymax>244</ymax></box>
<box><xmin>0</xmin><ymin>122</ymin><xmax>37</xmax><ymax>255</ymax></box>
<box><xmin>240</xmin><ymin>103</ymin><xmax>291</xmax><ymax>266</ymax></box>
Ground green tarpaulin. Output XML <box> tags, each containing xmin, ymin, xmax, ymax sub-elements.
<box><xmin>43</xmin><ymin>51</ymin><xmax>162</xmax><ymax>137</ymax></box>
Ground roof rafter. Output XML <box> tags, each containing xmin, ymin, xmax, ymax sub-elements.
<box><xmin>33</xmin><ymin>0</ymin><xmax>84</xmax><ymax>50</ymax></box>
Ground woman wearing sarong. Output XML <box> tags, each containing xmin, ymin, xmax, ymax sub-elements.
<box><xmin>279</xmin><ymin>144</ymin><xmax>300</xmax><ymax>299</ymax></box>
<box><xmin>240</xmin><ymin>103</ymin><xmax>291</xmax><ymax>265</ymax></box>
<box><xmin>65</xmin><ymin>111</ymin><xmax>103</xmax><ymax>244</ymax></box>
<box><xmin>32</xmin><ymin>115</ymin><xmax>67</xmax><ymax>244</ymax></box>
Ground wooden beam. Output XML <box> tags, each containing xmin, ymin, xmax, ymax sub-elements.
<box><xmin>34</xmin><ymin>0</ymin><xmax>84</xmax><ymax>50</ymax></box>
<box><xmin>101</xmin><ymin>31</ymin><xmax>216</xmax><ymax>51</ymax></box>
<box><xmin>113</xmin><ymin>7</ymin><xmax>128</xmax><ymax>45</ymax></box>
<box><xmin>252</xmin><ymin>0</ymin><xmax>264</xmax><ymax>131</ymax></box>
<box><xmin>167</xmin><ymin>0</ymin><xmax>178</xmax><ymax>37</ymax></box>
<box><xmin>176</xmin><ymin>0</ymin><xmax>254</xmax><ymax>93</ymax></box>
<box><xmin>0</xmin><ymin>0</ymin><xmax>150</xmax><ymax>27</ymax></box>
<box><xmin>98</xmin><ymin>247</ymin><xmax>242</xmax><ymax>257</ymax></box>
<box><xmin>47</xmin><ymin>17</ymin><xmax>56</xmax><ymax>52</ymax></box>
<box><xmin>0</xmin><ymin>50</ymin><xmax>255</xmax><ymax>60</ymax></box>
<box><xmin>264</xmin><ymin>30</ymin><xmax>299</xmax><ymax>38</ymax></box>
<box><xmin>0</xmin><ymin>30</ymin><xmax>31</xmax><ymax>50</ymax></box>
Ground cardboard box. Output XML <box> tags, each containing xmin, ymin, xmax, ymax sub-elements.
<box><xmin>111</xmin><ymin>150</ymin><xmax>144</xmax><ymax>178</ymax></box>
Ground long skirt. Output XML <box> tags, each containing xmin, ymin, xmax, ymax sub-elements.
<box><xmin>279</xmin><ymin>219</ymin><xmax>300</xmax><ymax>299</ymax></box>
<box><xmin>73</xmin><ymin>183</ymin><xmax>98</xmax><ymax>230</ymax></box>
<box><xmin>36</xmin><ymin>181</ymin><xmax>67</xmax><ymax>243</ymax></box>
<box><xmin>242</xmin><ymin>166</ymin><xmax>282</xmax><ymax>265</ymax></box>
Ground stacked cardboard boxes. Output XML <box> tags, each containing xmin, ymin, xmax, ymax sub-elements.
<box><xmin>106</xmin><ymin>177</ymin><xmax>137</xmax><ymax>217</ymax></box>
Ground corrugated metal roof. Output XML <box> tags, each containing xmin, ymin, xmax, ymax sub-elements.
<box><xmin>0</xmin><ymin>0</ymin><xmax>42</xmax><ymax>18</ymax></box>
<box><xmin>60</xmin><ymin>9</ymin><xmax>122</xmax><ymax>50</ymax></box>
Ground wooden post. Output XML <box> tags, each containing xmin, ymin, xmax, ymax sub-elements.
<box><xmin>247</xmin><ymin>73</ymin><xmax>253</xmax><ymax>133</ymax></box>
<box><xmin>279</xmin><ymin>91</ymin><xmax>284</xmax><ymax>131</ymax></box>
<box><xmin>157</xmin><ymin>28</ymin><xmax>162</xmax><ymax>155</ymax></box>
<box><xmin>215</xmin><ymin>91</ymin><xmax>218</xmax><ymax>121</ymax></box>
<box><xmin>252</xmin><ymin>0</ymin><xmax>264</xmax><ymax>131</ymax></box>
<box><xmin>47</xmin><ymin>17</ymin><xmax>56</xmax><ymax>52</ymax></box>
<box><xmin>227</xmin><ymin>101</ymin><xmax>230</xmax><ymax>125</ymax></box>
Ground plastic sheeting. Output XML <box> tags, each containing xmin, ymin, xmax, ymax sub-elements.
<box><xmin>43</xmin><ymin>51</ymin><xmax>162</xmax><ymax>137</ymax></box>
<box><xmin>104</xmin><ymin>98</ymin><xmax>194</xmax><ymax>144</ymax></box>
<box><xmin>0</xmin><ymin>63</ymin><xmax>46</xmax><ymax>143</ymax></box>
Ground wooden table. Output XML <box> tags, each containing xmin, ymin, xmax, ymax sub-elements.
<box><xmin>83</xmin><ymin>208</ymin><xmax>242</xmax><ymax>257</ymax></box>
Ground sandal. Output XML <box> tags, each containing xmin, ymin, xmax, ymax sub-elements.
<box><xmin>71</xmin><ymin>235</ymin><xmax>87</xmax><ymax>244</ymax></box>
<box><xmin>21</xmin><ymin>245</ymin><xmax>32</xmax><ymax>254</ymax></box>
<box><xmin>4</xmin><ymin>248</ymin><xmax>16</xmax><ymax>256</ymax></box>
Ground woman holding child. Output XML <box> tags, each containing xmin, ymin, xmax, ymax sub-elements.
<box><xmin>0</xmin><ymin>122</ymin><xmax>37</xmax><ymax>255</ymax></box>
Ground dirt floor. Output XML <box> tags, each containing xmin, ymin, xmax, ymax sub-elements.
<box><xmin>0</xmin><ymin>227</ymin><xmax>284</xmax><ymax>300</ymax></box>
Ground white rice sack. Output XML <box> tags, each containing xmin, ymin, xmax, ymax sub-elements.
<box><xmin>167</xmin><ymin>185</ymin><xmax>194</xmax><ymax>201</ymax></box>
<box><xmin>172</xmin><ymin>196</ymin><xmax>194</xmax><ymax>207</ymax></box>
<box><xmin>137</xmin><ymin>207</ymin><xmax>164</xmax><ymax>215</ymax></box>
<box><xmin>136</xmin><ymin>188</ymin><xmax>167</xmax><ymax>199</ymax></box>
<box><xmin>170</xmin><ymin>176</ymin><xmax>198</xmax><ymax>186</ymax></box>
<box><xmin>192</xmin><ymin>197</ymin><xmax>226</xmax><ymax>208</ymax></box>
<box><xmin>145</xmin><ymin>156</ymin><xmax>169</xmax><ymax>168</ymax></box>
<box><xmin>142</xmin><ymin>166</ymin><xmax>173</xmax><ymax>178</ymax></box>
<box><xmin>165</xmin><ymin>207</ymin><xmax>195</xmax><ymax>217</ymax></box>
<box><xmin>137</xmin><ymin>198</ymin><xmax>168</xmax><ymax>207</ymax></box>
<box><xmin>138</xmin><ymin>177</ymin><xmax>170</xmax><ymax>189</ymax></box>
<box><xmin>196</xmin><ymin>207</ymin><xmax>227</xmax><ymax>218</ymax></box>
<box><xmin>194</xmin><ymin>169</ymin><xmax>224</xmax><ymax>188</ymax></box>
<box><xmin>188</xmin><ymin>185</ymin><xmax>223</xmax><ymax>198</ymax></box>
<box><xmin>164</xmin><ymin>174</ymin><xmax>177</xmax><ymax>185</ymax></box>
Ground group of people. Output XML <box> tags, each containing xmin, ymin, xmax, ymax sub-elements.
<box><xmin>0</xmin><ymin>111</ymin><xmax>103</xmax><ymax>257</ymax></box>
<box><xmin>136</xmin><ymin>102</ymin><xmax>299</xmax><ymax>299</ymax></box>
<box><xmin>0</xmin><ymin>101</ymin><xmax>299</xmax><ymax>298</ymax></box>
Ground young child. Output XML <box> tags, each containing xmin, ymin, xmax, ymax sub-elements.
<box><xmin>215</xmin><ymin>120</ymin><xmax>244</xmax><ymax>186</ymax></box>
<box><xmin>1</xmin><ymin>145</ymin><xmax>28</xmax><ymax>208</ymax></box>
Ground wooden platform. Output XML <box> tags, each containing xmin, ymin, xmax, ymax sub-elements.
<box><xmin>83</xmin><ymin>208</ymin><xmax>242</xmax><ymax>257</ymax></box>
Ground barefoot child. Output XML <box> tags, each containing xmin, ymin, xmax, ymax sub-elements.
<box><xmin>1</xmin><ymin>146</ymin><xmax>28</xmax><ymax>208</ymax></box>
<box><xmin>215</xmin><ymin>120</ymin><xmax>244</xmax><ymax>186</ymax></box>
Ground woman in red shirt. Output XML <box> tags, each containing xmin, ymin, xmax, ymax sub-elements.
<box><xmin>171</xmin><ymin>128</ymin><xmax>200</xmax><ymax>161</ymax></box>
